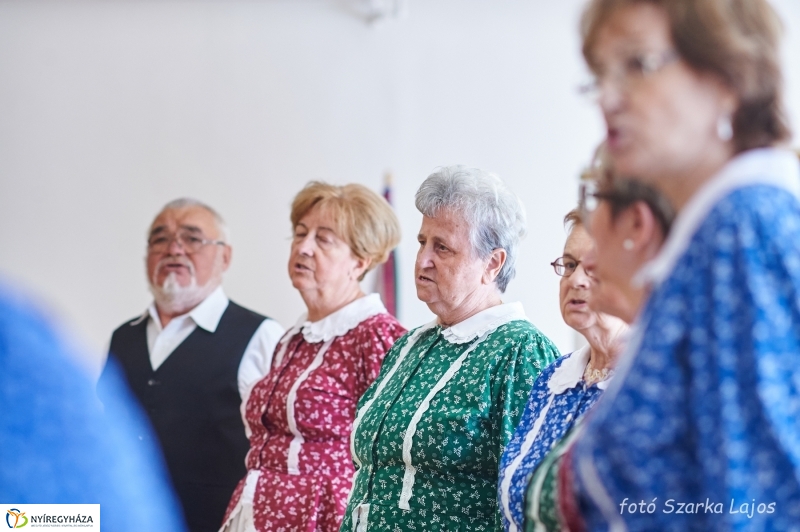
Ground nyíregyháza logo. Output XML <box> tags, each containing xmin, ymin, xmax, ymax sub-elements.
<box><xmin>5</xmin><ymin>509</ymin><xmax>27</xmax><ymax>529</ymax></box>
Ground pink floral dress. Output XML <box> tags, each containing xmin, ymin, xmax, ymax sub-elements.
<box><xmin>220</xmin><ymin>294</ymin><xmax>406</xmax><ymax>532</ymax></box>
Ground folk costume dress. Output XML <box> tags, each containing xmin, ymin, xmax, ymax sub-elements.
<box><xmin>343</xmin><ymin>302</ymin><xmax>559</xmax><ymax>532</ymax></box>
<box><xmin>521</xmin><ymin>422</ymin><xmax>584</xmax><ymax>532</ymax></box>
<box><xmin>497</xmin><ymin>346</ymin><xmax>610</xmax><ymax>532</ymax></box>
<box><xmin>568</xmin><ymin>148</ymin><xmax>800</xmax><ymax>531</ymax></box>
<box><xmin>220</xmin><ymin>294</ymin><xmax>406</xmax><ymax>532</ymax></box>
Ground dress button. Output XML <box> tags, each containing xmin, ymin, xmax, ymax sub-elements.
<box><xmin>147</xmin><ymin>378</ymin><xmax>159</xmax><ymax>386</ymax></box>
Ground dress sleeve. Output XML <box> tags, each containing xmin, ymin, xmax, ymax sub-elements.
<box><xmin>354</xmin><ymin>314</ymin><xmax>407</xmax><ymax>400</ymax></box>
<box><xmin>491</xmin><ymin>325</ymin><xmax>560</xmax><ymax>530</ymax></box>
<box><xmin>494</xmin><ymin>326</ymin><xmax>561</xmax><ymax>452</ymax></box>
<box><xmin>571</xmin><ymin>187</ymin><xmax>800</xmax><ymax>531</ymax></box>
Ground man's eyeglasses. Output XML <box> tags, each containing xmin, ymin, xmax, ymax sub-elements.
<box><xmin>148</xmin><ymin>231</ymin><xmax>226</xmax><ymax>254</ymax></box>
<box><xmin>578</xmin><ymin>50</ymin><xmax>679</xmax><ymax>101</ymax></box>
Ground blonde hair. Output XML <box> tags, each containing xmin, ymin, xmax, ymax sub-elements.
<box><xmin>581</xmin><ymin>0</ymin><xmax>791</xmax><ymax>153</ymax></box>
<box><xmin>290</xmin><ymin>182</ymin><xmax>401</xmax><ymax>277</ymax></box>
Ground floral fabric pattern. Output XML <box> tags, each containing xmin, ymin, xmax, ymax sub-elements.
<box><xmin>343</xmin><ymin>306</ymin><xmax>559</xmax><ymax>532</ymax></box>
<box><xmin>498</xmin><ymin>349</ymin><xmax>606</xmax><ymax>532</ymax></box>
<box><xmin>572</xmin><ymin>184</ymin><xmax>800</xmax><ymax>531</ymax></box>
<box><xmin>221</xmin><ymin>310</ymin><xmax>405</xmax><ymax>532</ymax></box>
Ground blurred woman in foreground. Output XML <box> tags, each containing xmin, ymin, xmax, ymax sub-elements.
<box><xmin>566</xmin><ymin>0</ymin><xmax>800</xmax><ymax>529</ymax></box>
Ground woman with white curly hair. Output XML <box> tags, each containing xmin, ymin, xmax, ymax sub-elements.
<box><xmin>342</xmin><ymin>166</ymin><xmax>560</xmax><ymax>532</ymax></box>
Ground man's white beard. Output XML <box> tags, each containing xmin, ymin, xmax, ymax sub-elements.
<box><xmin>149</xmin><ymin>262</ymin><xmax>219</xmax><ymax>316</ymax></box>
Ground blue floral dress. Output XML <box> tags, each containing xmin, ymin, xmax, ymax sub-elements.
<box><xmin>569</xmin><ymin>148</ymin><xmax>800</xmax><ymax>531</ymax></box>
<box><xmin>497</xmin><ymin>346</ymin><xmax>607</xmax><ymax>532</ymax></box>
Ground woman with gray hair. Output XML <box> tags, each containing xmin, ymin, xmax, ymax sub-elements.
<box><xmin>342</xmin><ymin>166</ymin><xmax>559</xmax><ymax>532</ymax></box>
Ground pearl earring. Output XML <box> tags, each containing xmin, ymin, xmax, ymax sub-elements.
<box><xmin>623</xmin><ymin>239</ymin><xmax>634</xmax><ymax>250</ymax></box>
<box><xmin>717</xmin><ymin>114</ymin><xmax>733</xmax><ymax>142</ymax></box>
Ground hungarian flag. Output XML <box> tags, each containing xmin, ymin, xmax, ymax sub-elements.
<box><xmin>378</xmin><ymin>174</ymin><xmax>398</xmax><ymax>317</ymax></box>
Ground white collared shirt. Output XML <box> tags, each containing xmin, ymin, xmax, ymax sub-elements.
<box><xmin>131</xmin><ymin>286</ymin><xmax>285</xmax><ymax>402</ymax></box>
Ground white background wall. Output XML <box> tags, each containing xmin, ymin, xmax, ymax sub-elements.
<box><xmin>1</xmin><ymin>0</ymin><xmax>799</xmax><ymax>372</ymax></box>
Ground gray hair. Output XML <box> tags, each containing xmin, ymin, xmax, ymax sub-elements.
<box><xmin>158</xmin><ymin>198</ymin><xmax>229</xmax><ymax>242</ymax></box>
<box><xmin>415</xmin><ymin>166</ymin><xmax>527</xmax><ymax>292</ymax></box>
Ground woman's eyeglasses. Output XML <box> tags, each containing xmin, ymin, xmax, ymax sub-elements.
<box><xmin>551</xmin><ymin>256</ymin><xmax>596</xmax><ymax>279</ymax></box>
<box><xmin>550</xmin><ymin>256</ymin><xmax>581</xmax><ymax>277</ymax></box>
<box><xmin>578</xmin><ymin>49</ymin><xmax>679</xmax><ymax>101</ymax></box>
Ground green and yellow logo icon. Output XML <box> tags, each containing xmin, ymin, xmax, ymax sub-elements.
<box><xmin>5</xmin><ymin>509</ymin><xmax>27</xmax><ymax>529</ymax></box>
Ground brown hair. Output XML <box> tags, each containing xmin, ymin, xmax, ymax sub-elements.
<box><xmin>290</xmin><ymin>182</ymin><xmax>401</xmax><ymax>277</ymax></box>
<box><xmin>598</xmin><ymin>178</ymin><xmax>675</xmax><ymax>237</ymax></box>
<box><xmin>563</xmin><ymin>209</ymin><xmax>583</xmax><ymax>232</ymax></box>
<box><xmin>581</xmin><ymin>0</ymin><xmax>791</xmax><ymax>152</ymax></box>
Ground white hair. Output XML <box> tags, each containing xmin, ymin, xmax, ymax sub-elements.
<box><xmin>415</xmin><ymin>165</ymin><xmax>527</xmax><ymax>293</ymax></box>
<box><xmin>148</xmin><ymin>198</ymin><xmax>228</xmax><ymax>313</ymax></box>
<box><xmin>158</xmin><ymin>197</ymin><xmax>229</xmax><ymax>242</ymax></box>
<box><xmin>148</xmin><ymin>251</ymin><xmax>226</xmax><ymax>314</ymax></box>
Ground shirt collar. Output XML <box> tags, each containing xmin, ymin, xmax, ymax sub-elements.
<box><xmin>296</xmin><ymin>293</ymin><xmax>388</xmax><ymax>343</ymax></box>
<box><xmin>440</xmin><ymin>301</ymin><xmax>528</xmax><ymax>344</ymax></box>
<box><xmin>133</xmin><ymin>285</ymin><xmax>229</xmax><ymax>333</ymax></box>
<box><xmin>634</xmin><ymin>147</ymin><xmax>800</xmax><ymax>288</ymax></box>
<box><xmin>548</xmin><ymin>345</ymin><xmax>590</xmax><ymax>394</ymax></box>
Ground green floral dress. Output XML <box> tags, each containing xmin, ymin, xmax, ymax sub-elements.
<box><xmin>342</xmin><ymin>303</ymin><xmax>559</xmax><ymax>532</ymax></box>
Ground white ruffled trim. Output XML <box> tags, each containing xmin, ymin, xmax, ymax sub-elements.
<box><xmin>296</xmin><ymin>293</ymin><xmax>387</xmax><ymax>343</ymax></box>
<box><xmin>527</xmin><ymin>423</ymin><xmax>586</xmax><ymax>532</ymax></box>
<box><xmin>218</xmin><ymin>470</ymin><xmax>259</xmax><ymax>532</ymax></box>
<box><xmin>286</xmin><ymin>339</ymin><xmax>334</xmax><ymax>474</ymax></box>
<box><xmin>350</xmin><ymin>322</ymin><xmax>438</xmax><ymax>471</ymax></box>
<box><xmin>440</xmin><ymin>301</ymin><xmax>527</xmax><ymax>344</ymax></box>
<box><xmin>634</xmin><ymin>148</ymin><xmax>800</xmax><ymax>288</ymax></box>
<box><xmin>399</xmin><ymin>327</ymin><xmax>493</xmax><ymax>509</ymax></box>
<box><xmin>351</xmin><ymin>503</ymin><xmax>371</xmax><ymax>532</ymax></box>
<box><xmin>499</xmin><ymin>346</ymin><xmax>590</xmax><ymax>531</ymax></box>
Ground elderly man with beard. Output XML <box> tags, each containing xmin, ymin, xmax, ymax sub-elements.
<box><xmin>100</xmin><ymin>198</ymin><xmax>284</xmax><ymax>532</ymax></box>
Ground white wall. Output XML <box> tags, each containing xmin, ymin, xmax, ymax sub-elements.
<box><xmin>1</xmin><ymin>0</ymin><xmax>799</xmax><ymax>372</ymax></box>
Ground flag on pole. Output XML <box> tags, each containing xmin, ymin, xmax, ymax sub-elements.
<box><xmin>377</xmin><ymin>172</ymin><xmax>399</xmax><ymax>317</ymax></box>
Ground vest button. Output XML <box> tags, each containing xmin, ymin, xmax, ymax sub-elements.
<box><xmin>147</xmin><ymin>378</ymin><xmax>159</xmax><ymax>386</ymax></box>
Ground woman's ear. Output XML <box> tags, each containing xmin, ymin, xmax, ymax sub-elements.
<box><xmin>625</xmin><ymin>201</ymin><xmax>658</xmax><ymax>251</ymax></box>
<box><xmin>353</xmin><ymin>256</ymin><xmax>372</xmax><ymax>281</ymax></box>
<box><xmin>483</xmin><ymin>248</ymin><xmax>508</xmax><ymax>285</ymax></box>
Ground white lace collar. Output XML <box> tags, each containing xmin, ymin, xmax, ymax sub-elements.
<box><xmin>548</xmin><ymin>345</ymin><xmax>590</xmax><ymax>394</ymax></box>
<box><xmin>296</xmin><ymin>293</ymin><xmax>387</xmax><ymax>343</ymax></box>
<box><xmin>634</xmin><ymin>147</ymin><xmax>800</xmax><ymax>288</ymax></box>
<box><xmin>440</xmin><ymin>301</ymin><xmax>528</xmax><ymax>344</ymax></box>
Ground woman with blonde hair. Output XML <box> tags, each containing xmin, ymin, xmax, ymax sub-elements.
<box><xmin>220</xmin><ymin>182</ymin><xmax>406</xmax><ymax>532</ymax></box>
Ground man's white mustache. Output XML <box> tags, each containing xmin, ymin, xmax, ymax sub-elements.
<box><xmin>154</xmin><ymin>256</ymin><xmax>196</xmax><ymax>283</ymax></box>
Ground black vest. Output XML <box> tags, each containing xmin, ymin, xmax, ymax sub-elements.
<box><xmin>103</xmin><ymin>301</ymin><xmax>266</xmax><ymax>532</ymax></box>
